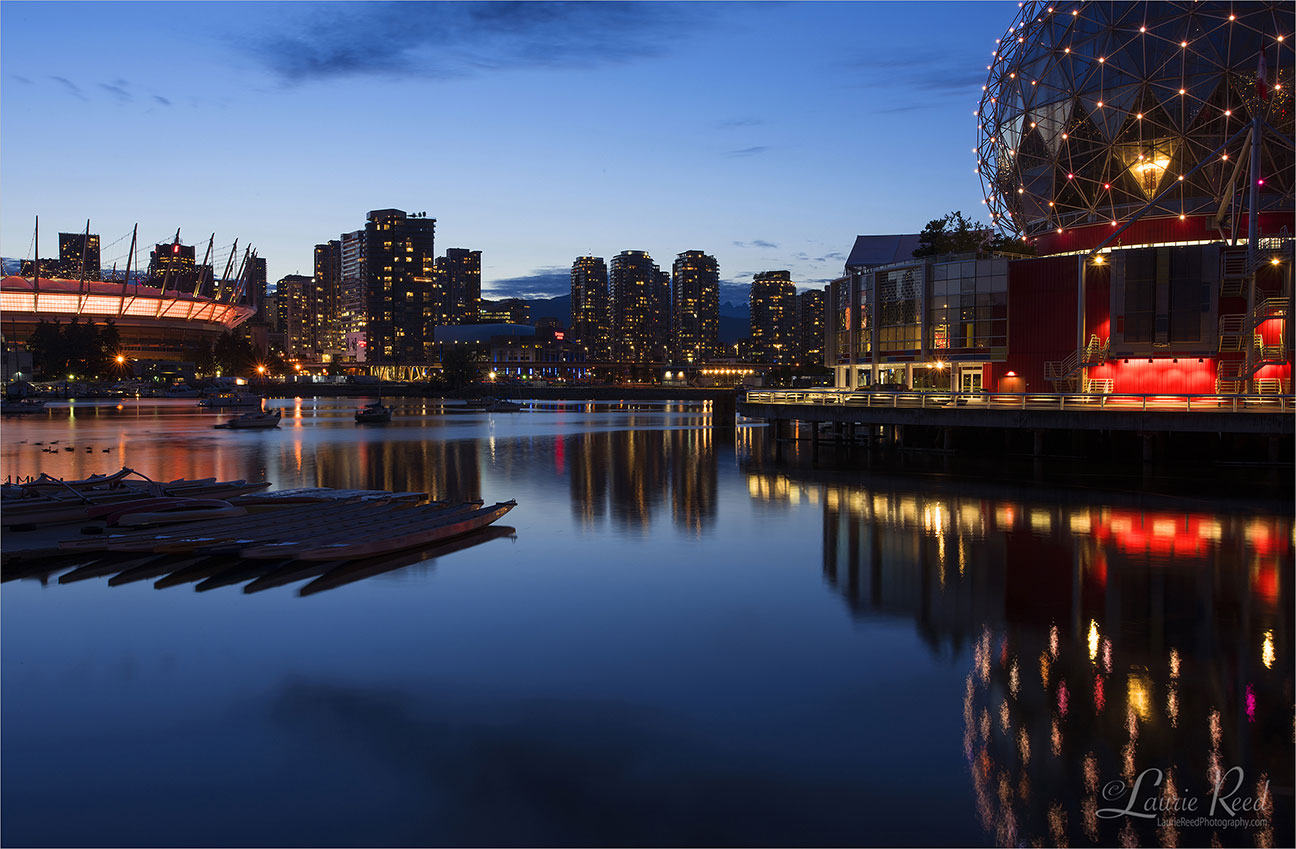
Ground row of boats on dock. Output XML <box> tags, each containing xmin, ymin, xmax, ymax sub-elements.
<box><xmin>1</xmin><ymin>467</ymin><xmax>517</xmax><ymax>578</ymax></box>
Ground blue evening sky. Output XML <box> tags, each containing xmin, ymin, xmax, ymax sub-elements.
<box><xmin>1</xmin><ymin>1</ymin><xmax>1006</xmax><ymax>301</ymax></box>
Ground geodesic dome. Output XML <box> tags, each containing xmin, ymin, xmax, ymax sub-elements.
<box><xmin>976</xmin><ymin>1</ymin><xmax>1294</xmax><ymax>244</ymax></box>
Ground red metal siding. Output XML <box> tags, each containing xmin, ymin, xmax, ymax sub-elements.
<box><xmin>1032</xmin><ymin>212</ymin><xmax>1293</xmax><ymax>255</ymax></box>
<box><xmin>996</xmin><ymin>255</ymin><xmax>1081</xmax><ymax>391</ymax></box>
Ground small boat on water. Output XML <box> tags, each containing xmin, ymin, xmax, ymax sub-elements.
<box><xmin>355</xmin><ymin>401</ymin><xmax>393</xmax><ymax>423</ymax></box>
<box><xmin>215</xmin><ymin>410</ymin><xmax>281</xmax><ymax>429</ymax></box>
<box><xmin>485</xmin><ymin>399</ymin><xmax>524</xmax><ymax>412</ymax></box>
<box><xmin>198</xmin><ymin>390</ymin><xmax>262</xmax><ymax>408</ymax></box>
<box><xmin>163</xmin><ymin>384</ymin><xmax>201</xmax><ymax>398</ymax></box>
<box><xmin>107</xmin><ymin>498</ymin><xmax>248</xmax><ymax>528</ymax></box>
<box><xmin>1</xmin><ymin>398</ymin><xmax>47</xmax><ymax>415</ymax></box>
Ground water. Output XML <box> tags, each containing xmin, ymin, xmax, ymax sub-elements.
<box><xmin>2</xmin><ymin>398</ymin><xmax>1291</xmax><ymax>847</ymax></box>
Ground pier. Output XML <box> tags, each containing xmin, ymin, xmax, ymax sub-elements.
<box><xmin>738</xmin><ymin>389</ymin><xmax>1294</xmax><ymax>462</ymax></box>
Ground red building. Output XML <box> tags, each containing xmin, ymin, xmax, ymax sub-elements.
<box><xmin>828</xmin><ymin>1</ymin><xmax>1293</xmax><ymax>396</ymax></box>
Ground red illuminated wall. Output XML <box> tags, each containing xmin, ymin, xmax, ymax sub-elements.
<box><xmin>1031</xmin><ymin>212</ymin><xmax>1294</xmax><ymax>255</ymax></box>
<box><xmin>1086</xmin><ymin>357</ymin><xmax>1218</xmax><ymax>394</ymax></box>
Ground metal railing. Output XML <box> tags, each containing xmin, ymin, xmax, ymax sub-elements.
<box><xmin>744</xmin><ymin>389</ymin><xmax>1295</xmax><ymax>413</ymax></box>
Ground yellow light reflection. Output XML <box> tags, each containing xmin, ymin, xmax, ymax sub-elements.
<box><xmin>1127</xmin><ymin>673</ymin><xmax>1153</xmax><ymax>722</ymax></box>
<box><xmin>1262</xmin><ymin>630</ymin><xmax>1275</xmax><ymax>669</ymax></box>
<box><xmin>1088</xmin><ymin>620</ymin><xmax>1099</xmax><ymax>662</ymax></box>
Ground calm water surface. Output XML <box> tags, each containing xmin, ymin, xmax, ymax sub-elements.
<box><xmin>2</xmin><ymin>398</ymin><xmax>1291</xmax><ymax>847</ymax></box>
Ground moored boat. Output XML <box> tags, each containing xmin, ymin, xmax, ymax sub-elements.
<box><xmin>106</xmin><ymin>498</ymin><xmax>249</xmax><ymax>528</ymax></box>
<box><xmin>354</xmin><ymin>401</ymin><xmax>393</xmax><ymax>423</ymax></box>
<box><xmin>215</xmin><ymin>410</ymin><xmax>281</xmax><ymax>429</ymax></box>
<box><xmin>1</xmin><ymin>398</ymin><xmax>47</xmax><ymax>415</ymax></box>
<box><xmin>291</xmin><ymin>500</ymin><xmax>517</xmax><ymax>561</ymax></box>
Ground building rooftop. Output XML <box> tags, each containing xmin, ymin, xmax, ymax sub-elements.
<box><xmin>845</xmin><ymin>234</ymin><xmax>922</xmax><ymax>270</ymax></box>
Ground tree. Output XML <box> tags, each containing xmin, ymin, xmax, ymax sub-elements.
<box><xmin>913</xmin><ymin>211</ymin><xmax>1033</xmax><ymax>257</ymax></box>
<box><xmin>440</xmin><ymin>346</ymin><xmax>480</xmax><ymax>390</ymax></box>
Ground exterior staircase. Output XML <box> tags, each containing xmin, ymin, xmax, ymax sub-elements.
<box><xmin>1044</xmin><ymin>334</ymin><xmax>1109</xmax><ymax>390</ymax></box>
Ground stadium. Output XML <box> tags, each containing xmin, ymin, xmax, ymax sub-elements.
<box><xmin>1</xmin><ymin>230</ymin><xmax>256</xmax><ymax>368</ymax></box>
<box><xmin>829</xmin><ymin>0</ymin><xmax>1293</xmax><ymax>396</ymax></box>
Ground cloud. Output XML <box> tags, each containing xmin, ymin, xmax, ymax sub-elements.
<box><xmin>484</xmin><ymin>266</ymin><xmax>570</xmax><ymax>299</ymax></box>
<box><xmin>248</xmin><ymin>2</ymin><xmax>711</xmax><ymax>83</ymax></box>
<box><xmin>732</xmin><ymin>240</ymin><xmax>779</xmax><ymax>250</ymax></box>
<box><xmin>840</xmin><ymin>48</ymin><xmax>987</xmax><ymax>107</ymax></box>
<box><xmin>50</xmin><ymin>76</ymin><xmax>87</xmax><ymax>101</ymax></box>
<box><xmin>12</xmin><ymin>75</ymin><xmax>33</xmax><ymax>84</ymax></box>
<box><xmin>99</xmin><ymin>80</ymin><xmax>133</xmax><ymax>102</ymax></box>
<box><xmin>152</xmin><ymin>95</ymin><xmax>172</xmax><ymax>107</ymax></box>
<box><xmin>716</xmin><ymin>118</ymin><xmax>762</xmax><ymax>129</ymax></box>
<box><xmin>725</xmin><ymin>146</ymin><xmax>770</xmax><ymax>157</ymax></box>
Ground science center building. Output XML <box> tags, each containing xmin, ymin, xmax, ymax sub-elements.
<box><xmin>827</xmin><ymin>1</ymin><xmax>1293</xmax><ymax>396</ymax></box>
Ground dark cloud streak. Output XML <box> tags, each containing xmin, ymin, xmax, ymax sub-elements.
<box><xmin>485</xmin><ymin>266</ymin><xmax>570</xmax><ymax>299</ymax></box>
<box><xmin>250</xmin><ymin>2</ymin><xmax>711</xmax><ymax>83</ymax></box>
<box><xmin>50</xmin><ymin>76</ymin><xmax>87</xmax><ymax>101</ymax></box>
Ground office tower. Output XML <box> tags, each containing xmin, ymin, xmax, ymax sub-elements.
<box><xmin>58</xmin><ymin>232</ymin><xmax>101</xmax><ymax>281</ymax></box>
<box><xmin>797</xmin><ymin>288</ymin><xmax>826</xmax><ymax>365</ymax></box>
<box><xmin>435</xmin><ymin>248</ymin><xmax>482</xmax><ymax>325</ymax></box>
<box><xmin>609</xmin><ymin>251</ymin><xmax>668</xmax><ymax>363</ymax></box>
<box><xmin>276</xmin><ymin>274</ymin><xmax>314</xmax><ymax>357</ymax></box>
<box><xmin>750</xmin><ymin>270</ymin><xmax>797</xmax><ymax>363</ymax></box>
<box><xmin>313</xmin><ymin>240</ymin><xmax>342</xmax><ymax>353</ymax></box>
<box><xmin>570</xmin><ymin>256</ymin><xmax>610</xmax><ymax>360</ymax></box>
<box><xmin>671</xmin><ymin>250</ymin><xmax>719</xmax><ymax>363</ymax></box>
<box><xmin>363</xmin><ymin>208</ymin><xmax>436</xmax><ymax>363</ymax></box>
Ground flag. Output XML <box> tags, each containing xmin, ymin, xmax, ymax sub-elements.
<box><xmin>1257</xmin><ymin>51</ymin><xmax>1269</xmax><ymax>102</ymax></box>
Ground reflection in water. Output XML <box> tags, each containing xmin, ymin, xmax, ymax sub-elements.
<box><xmin>2</xmin><ymin>527</ymin><xmax>516</xmax><ymax>597</ymax></box>
<box><xmin>743</xmin><ymin>459</ymin><xmax>1293</xmax><ymax>847</ymax></box>
<box><xmin>567</xmin><ymin>428</ymin><xmax>717</xmax><ymax>534</ymax></box>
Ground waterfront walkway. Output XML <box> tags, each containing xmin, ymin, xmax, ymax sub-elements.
<box><xmin>739</xmin><ymin>389</ymin><xmax>1294</xmax><ymax>435</ymax></box>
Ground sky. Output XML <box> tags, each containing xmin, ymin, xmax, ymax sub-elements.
<box><xmin>0</xmin><ymin>1</ymin><xmax>1008</xmax><ymax>303</ymax></box>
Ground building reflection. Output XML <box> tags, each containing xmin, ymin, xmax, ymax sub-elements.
<box><xmin>745</xmin><ymin>463</ymin><xmax>1292</xmax><ymax>847</ymax></box>
<box><xmin>567</xmin><ymin>427</ymin><xmax>716</xmax><ymax>534</ymax></box>
<box><xmin>311</xmin><ymin>436</ymin><xmax>482</xmax><ymax>502</ymax></box>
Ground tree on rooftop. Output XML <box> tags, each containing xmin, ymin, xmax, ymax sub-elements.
<box><xmin>913</xmin><ymin>211</ymin><xmax>1034</xmax><ymax>257</ymax></box>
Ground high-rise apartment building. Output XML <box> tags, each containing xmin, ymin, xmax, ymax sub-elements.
<box><xmin>570</xmin><ymin>256</ymin><xmax>610</xmax><ymax>360</ymax></box>
<box><xmin>671</xmin><ymin>250</ymin><xmax>718</xmax><ymax>363</ymax></box>
<box><xmin>313</xmin><ymin>240</ymin><xmax>341</xmax><ymax>354</ymax></box>
<box><xmin>609</xmin><ymin>251</ymin><xmax>669</xmax><ymax>362</ymax></box>
<box><xmin>148</xmin><ymin>242</ymin><xmax>197</xmax><ymax>291</ymax></box>
<box><xmin>276</xmin><ymin>274</ymin><xmax>314</xmax><ymax>358</ymax></box>
<box><xmin>479</xmin><ymin>298</ymin><xmax>531</xmax><ymax>325</ymax></box>
<box><xmin>796</xmin><ymin>288</ymin><xmax>826</xmax><ymax>366</ymax></box>
<box><xmin>57</xmin><ymin>232</ymin><xmax>101</xmax><ymax>281</ymax></box>
<box><xmin>363</xmin><ymin>209</ymin><xmax>436</xmax><ymax>363</ymax></box>
<box><xmin>339</xmin><ymin>229</ymin><xmax>366</xmax><ymax>342</ymax></box>
<box><xmin>435</xmin><ymin>248</ymin><xmax>482</xmax><ymax>325</ymax></box>
<box><xmin>247</xmin><ymin>255</ymin><xmax>268</xmax><ymax>321</ymax></box>
<box><xmin>750</xmin><ymin>270</ymin><xmax>797</xmax><ymax>364</ymax></box>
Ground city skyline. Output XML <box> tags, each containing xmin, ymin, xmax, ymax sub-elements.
<box><xmin>0</xmin><ymin>2</ymin><xmax>1001</xmax><ymax>303</ymax></box>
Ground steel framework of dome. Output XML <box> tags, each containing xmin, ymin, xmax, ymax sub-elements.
<box><xmin>976</xmin><ymin>1</ymin><xmax>1294</xmax><ymax>243</ymax></box>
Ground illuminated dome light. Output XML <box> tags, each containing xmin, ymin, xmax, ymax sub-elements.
<box><xmin>977</xmin><ymin>1</ymin><xmax>1294</xmax><ymax>251</ymax></box>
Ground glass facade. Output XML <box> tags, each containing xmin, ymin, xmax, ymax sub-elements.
<box><xmin>928</xmin><ymin>257</ymin><xmax>1008</xmax><ymax>356</ymax></box>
